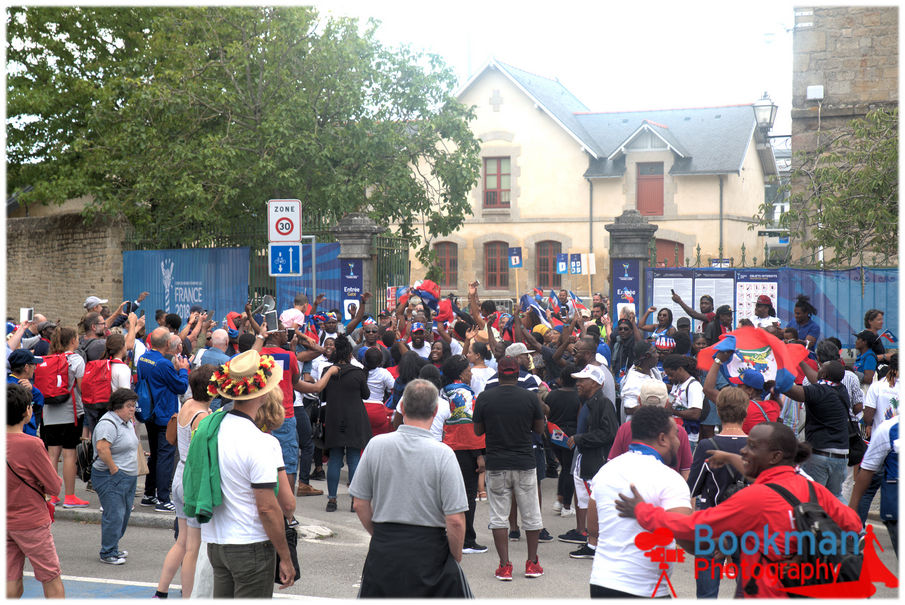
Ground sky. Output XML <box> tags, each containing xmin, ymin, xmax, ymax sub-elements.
<box><xmin>314</xmin><ymin>0</ymin><xmax>799</xmax><ymax>135</ymax></box>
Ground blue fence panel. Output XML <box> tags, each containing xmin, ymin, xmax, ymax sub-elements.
<box><xmin>645</xmin><ymin>267</ymin><xmax>897</xmax><ymax>348</ymax></box>
<box><xmin>123</xmin><ymin>247</ymin><xmax>250</xmax><ymax>323</ymax></box>
<box><xmin>275</xmin><ymin>243</ymin><xmax>343</xmax><ymax>315</ymax></box>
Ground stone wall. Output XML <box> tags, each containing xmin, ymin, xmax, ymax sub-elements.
<box><xmin>790</xmin><ymin>6</ymin><xmax>897</xmax><ymax>261</ymax></box>
<box><xmin>6</xmin><ymin>213</ymin><xmax>127</xmax><ymax>328</ymax></box>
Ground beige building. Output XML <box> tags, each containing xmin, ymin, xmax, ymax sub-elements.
<box><xmin>412</xmin><ymin>60</ymin><xmax>777</xmax><ymax>299</ymax></box>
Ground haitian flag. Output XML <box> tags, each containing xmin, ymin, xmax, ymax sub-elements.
<box><xmin>411</xmin><ymin>279</ymin><xmax>442</xmax><ymax>313</ymax></box>
<box><xmin>696</xmin><ymin>327</ymin><xmax>810</xmax><ymax>393</ymax></box>
<box><xmin>548</xmin><ymin>290</ymin><xmax>562</xmax><ymax>316</ymax></box>
<box><xmin>568</xmin><ymin>290</ymin><xmax>589</xmax><ymax>314</ymax></box>
<box><xmin>520</xmin><ymin>294</ymin><xmax>553</xmax><ymax>329</ymax></box>
<box><xmin>880</xmin><ymin>329</ymin><xmax>898</xmax><ymax>345</ymax></box>
<box><xmin>547</xmin><ymin>421</ymin><xmax>569</xmax><ymax>447</ymax></box>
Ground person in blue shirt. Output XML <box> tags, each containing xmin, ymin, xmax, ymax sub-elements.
<box><xmin>786</xmin><ymin>294</ymin><xmax>820</xmax><ymax>350</ymax></box>
<box><xmin>7</xmin><ymin>349</ymin><xmax>44</xmax><ymax>436</ymax></box>
<box><xmin>137</xmin><ymin>327</ymin><xmax>190</xmax><ymax>512</ymax></box>
<box><xmin>854</xmin><ymin>330</ymin><xmax>879</xmax><ymax>385</ymax></box>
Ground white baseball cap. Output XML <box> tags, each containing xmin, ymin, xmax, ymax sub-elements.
<box><xmin>571</xmin><ymin>364</ymin><xmax>605</xmax><ymax>385</ymax></box>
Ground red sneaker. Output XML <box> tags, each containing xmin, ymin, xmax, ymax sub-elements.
<box><xmin>62</xmin><ymin>495</ymin><xmax>89</xmax><ymax>508</ymax></box>
<box><xmin>494</xmin><ymin>561</ymin><xmax>513</xmax><ymax>581</ymax></box>
<box><xmin>525</xmin><ymin>558</ymin><xmax>544</xmax><ymax>578</ymax></box>
<box><xmin>49</xmin><ymin>495</ymin><xmax>61</xmax><ymax>505</ymax></box>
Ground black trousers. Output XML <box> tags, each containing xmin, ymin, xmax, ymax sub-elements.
<box><xmin>454</xmin><ymin>449</ymin><xmax>481</xmax><ymax>546</ymax></box>
<box><xmin>553</xmin><ymin>444</ymin><xmax>575</xmax><ymax>507</ymax></box>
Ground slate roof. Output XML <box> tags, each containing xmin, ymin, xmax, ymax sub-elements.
<box><xmin>578</xmin><ymin>105</ymin><xmax>757</xmax><ymax>177</ymax></box>
<box><xmin>463</xmin><ymin>60</ymin><xmax>764</xmax><ymax>177</ymax></box>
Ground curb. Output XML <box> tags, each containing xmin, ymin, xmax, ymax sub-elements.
<box><xmin>53</xmin><ymin>507</ymin><xmax>336</xmax><ymax>538</ymax></box>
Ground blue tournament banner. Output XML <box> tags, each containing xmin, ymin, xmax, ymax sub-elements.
<box><xmin>556</xmin><ymin>253</ymin><xmax>568</xmax><ymax>275</ymax></box>
<box><xmin>508</xmin><ymin>247</ymin><xmax>523</xmax><ymax>269</ymax></box>
<box><xmin>123</xmin><ymin>247</ymin><xmax>250</xmax><ymax>322</ymax></box>
<box><xmin>612</xmin><ymin>258</ymin><xmax>641</xmax><ymax>318</ymax></box>
<box><xmin>341</xmin><ymin>259</ymin><xmax>364</xmax><ymax>320</ymax></box>
<box><xmin>275</xmin><ymin>242</ymin><xmax>342</xmax><ymax>317</ymax></box>
<box><xmin>570</xmin><ymin>253</ymin><xmax>583</xmax><ymax>275</ymax></box>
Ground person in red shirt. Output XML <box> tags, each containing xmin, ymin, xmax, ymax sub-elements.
<box><xmin>615</xmin><ymin>422</ymin><xmax>862</xmax><ymax>599</ymax></box>
<box><xmin>703</xmin><ymin>352</ymin><xmax>781</xmax><ymax>435</ymax></box>
<box><xmin>7</xmin><ymin>383</ymin><xmax>65</xmax><ymax>598</ymax></box>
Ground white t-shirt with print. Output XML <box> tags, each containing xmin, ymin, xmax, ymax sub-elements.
<box><xmin>748</xmin><ymin>315</ymin><xmax>781</xmax><ymax>329</ymax></box>
<box><xmin>590</xmin><ymin>450</ymin><xmax>691</xmax><ymax>597</ymax></box>
<box><xmin>670</xmin><ymin>375</ymin><xmax>705</xmax><ymax>442</ymax></box>
<box><xmin>202</xmin><ymin>411</ymin><xmax>284</xmax><ymax>545</ymax></box>
<box><xmin>864</xmin><ymin>378</ymin><xmax>899</xmax><ymax>433</ymax></box>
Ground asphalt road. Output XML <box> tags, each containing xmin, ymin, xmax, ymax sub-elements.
<box><xmin>24</xmin><ymin>468</ymin><xmax>900</xmax><ymax>599</ymax></box>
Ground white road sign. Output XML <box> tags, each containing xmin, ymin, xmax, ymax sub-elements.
<box><xmin>268</xmin><ymin>199</ymin><xmax>302</xmax><ymax>242</ymax></box>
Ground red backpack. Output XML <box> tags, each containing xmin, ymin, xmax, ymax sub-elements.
<box><xmin>33</xmin><ymin>353</ymin><xmax>73</xmax><ymax>405</ymax></box>
<box><xmin>82</xmin><ymin>359</ymin><xmax>127</xmax><ymax>405</ymax></box>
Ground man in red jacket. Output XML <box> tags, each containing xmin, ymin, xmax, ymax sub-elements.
<box><xmin>615</xmin><ymin>422</ymin><xmax>861</xmax><ymax>598</ymax></box>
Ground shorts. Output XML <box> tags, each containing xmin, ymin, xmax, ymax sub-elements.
<box><xmin>7</xmin><ymin>524</ymin><xmax>62</xmax><ymax>583</ymax></box>
<box><xmin>171</xmin><ymin>479</ymin><xmax>201</xmax><ymax>529</ymax></box>
<box><xmin>83</xmin><ymin>403</ymin><xmax>106</xmax><ymax>432</ymax></box>
<box><xmin>534</xmin><ymin>445</ymin><xmax>546</xmax><ymax>483</ymax></box>
<box><xmin>573</xmin><ymin>470</ymin><xmax>591</xmax><ymax>509</ymax></box>
<box><xmin>271</xmin><ymin>416</ymin><xmax>298</xmax><ymax>475</ymax></box>
<box><xmin>41</xmin><ymin>417</ymin><xmax>84</xmax><ymax>449</ymax></box>
<box><xmin>486</xmin><ymin>469</ymin><xmax>543</xmax><ymax>531</ymax></box>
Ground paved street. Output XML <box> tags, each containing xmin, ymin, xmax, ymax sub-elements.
<box><xmin>24</xmin><ymin>466</ymin><xmax>900</xmax><ymax>599</ymax></box>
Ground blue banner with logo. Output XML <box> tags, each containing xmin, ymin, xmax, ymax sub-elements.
<box><xmin>340</xmin><ymin>259</ymin><xmax>364</xmax><ymax>320</ymax></box>
<box><xmin>612</xmin><ymin>259</ymin><xmax>641</xmax><ymax>317</ymax></box>
<box><xmin>556</xmin><ymin>253</ymin><xmax>568</xmax><ymax>275</ymax></box>
<box><xmin>123</xmin><ymin>248</ymin><xmax>250</xmax><ymax>323</ymax></box>
<box><xmin>275</xmin><ymin>243</ymin><xmax>342</xmax><ymax>317</ymax></box>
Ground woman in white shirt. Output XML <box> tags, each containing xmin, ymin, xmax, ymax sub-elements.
<box><xmin>363</xmin><ymin>348</ymin><xmax>395</xmax><ymax>405</ymax></box>
<box><xmin>467</xmin><ymin>342</ymin><xmax>495</xmax><ymax>396</ymax></box>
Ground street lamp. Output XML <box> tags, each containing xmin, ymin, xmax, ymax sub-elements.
<box><xmin>753</xmin><ymin>91</ymin><xmax>778</xmax><ymax>131</ymax></box>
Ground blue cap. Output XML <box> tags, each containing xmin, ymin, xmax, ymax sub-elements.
<box><xmin>7</xmin><ymin>322</ymin><xmax>17</xmax><ymax>335</ymax></box>
<box><xmin>411</xmin><ymin>322</ymin><xmax>426</xmax><ymax>333</ymax></box>
<box><xmin>740</xmin><ymin>369</ymin><xmax>765</xmax><ymax>391</ymax></box>
<box><xmin>8</xmin><ymin>349</ymin><xmax>42</xmax><ymax>368</ymax></box>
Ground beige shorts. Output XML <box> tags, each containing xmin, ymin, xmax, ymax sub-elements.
<box><xmin>486</xmin><ymin>469</ymin><xmax>543</xmax><ymax>531</ymax></box>
<box><xmin>573</xmin><ymin>471</ymin><xmax>591</xmax><ymax>509</ymax></box>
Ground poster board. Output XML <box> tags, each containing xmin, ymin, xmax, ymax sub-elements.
<box><xmin>650</xmin><ymin>270</ymin><xmax>693</xmax><ymax>325</ymax></box>
<box><xmin>735</xmin><ymin>272</ymin><xmax>780</xmax><ymax>325</ymax></box>
<box><xmin>692</xmin><ymin>270</ymin><xmax>735</xmax><ymax>332</ymax></box>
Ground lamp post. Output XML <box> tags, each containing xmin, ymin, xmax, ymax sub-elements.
<box><xmin>753</xmin><ymin>92</ymin><xmax>778</xmax><ymax>132</ymax></box>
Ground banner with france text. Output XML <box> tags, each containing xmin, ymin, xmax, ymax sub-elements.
<box><xmin>696</xmin><ymin>327</ymin><xmax>810</xmax><ymax>393</ymax></box>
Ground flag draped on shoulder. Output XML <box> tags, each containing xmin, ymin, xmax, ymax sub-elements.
<box><xmin>696</xmin><ymin>326</ymin><xmax>810</xmax><ymax>393</ymax></box>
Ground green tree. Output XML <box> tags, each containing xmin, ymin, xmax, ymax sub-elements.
<box><xmin>755</xmin><ymin>107</ymin><xmax>898</xmax><ymax>266</ymax></box>
<box><xmin>7</xmin><ymin>6</ymin><xmax>481</xmax><ymax>268</ymax></box>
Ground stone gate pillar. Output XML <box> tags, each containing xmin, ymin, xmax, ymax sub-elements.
<box><xmin>331</xmin><ymin>213</ymin><xmax>384</xmax><ymax>319</ymax></box>
<box><xmin>604</xmin><ymin>210</ymin><xmax>658</xmax><ymax>319</ymax></box>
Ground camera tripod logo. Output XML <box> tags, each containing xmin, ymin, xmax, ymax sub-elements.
<box><xmin>635</xmin><ymin>527</ymin><xmax>684</xmax><ymax>597</ymax></box>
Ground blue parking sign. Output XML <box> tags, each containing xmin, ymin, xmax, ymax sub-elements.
<box><xmin>509</xmin><ymin>247</ymin><xmax>523</xmax><ymax>268</ymax></box>
<box><xmin>556</xmin><ymin>253</ymin><xmax>568</xmax><ymax>275</ymax></box>
<box><xmin>269</xmin><ymin>243</ymin><xmax>302</xmax><ymax>276</ymax></box>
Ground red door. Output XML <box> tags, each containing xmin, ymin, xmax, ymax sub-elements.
<box><xmin>637</xmin><ymin>163</ymin><xmax>664</xmax><ymax>216</ymax></box>
<box><xmin>655</xmin><ymin>239</ymin><xmax>685</xmax><ymax>267</ymax></box>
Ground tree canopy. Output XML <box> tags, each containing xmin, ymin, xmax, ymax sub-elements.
<box><xmin>7</xmin><ymin>6</ymin><xmax>481</xmax><ymax>267</ymax></box>
<box><xmin>755</xmin><ymin>107</ymin><xmax>897</xmax><ymax>266</ymax></box>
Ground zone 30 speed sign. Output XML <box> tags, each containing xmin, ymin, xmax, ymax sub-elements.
<box><xmin>267</xmin><ymin>199</ymin><xmax>302</xmax><ymax>242</ymax></box>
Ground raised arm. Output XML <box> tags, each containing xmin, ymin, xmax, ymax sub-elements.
<box><xmin>671</xmin><ymin>289</ymin><xmax>708</xmax><ymax>322</ymax></box>
<box><xmin>638</xmin><ymin>306</ymin><xmax>657</xmax><ymax>332</ymax></box>
<box><xmin>702</xmin><ymin>350</ymin><xmax>730</xmax><ymax>403</ymax></box>
<box><xmin>344</xmin><ymin>292</ymin><xmax>371</xmax><ymax>336</ymax></box>
<box><xmin>467</xmin><ymin>281</ymin><xmax>486</xmax><ymax>330</ymax></box>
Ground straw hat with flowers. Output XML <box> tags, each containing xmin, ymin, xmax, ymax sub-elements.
<box><xmin>208</xmin><ymin>349</ymin><xmax>283</xmax><ymax>401</ymax></box>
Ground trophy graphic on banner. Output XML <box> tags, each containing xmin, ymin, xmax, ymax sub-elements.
<box><xmin>622</xmin><ymin>263</ymin><xmax>630</xmax><ymax>278</ymax></box>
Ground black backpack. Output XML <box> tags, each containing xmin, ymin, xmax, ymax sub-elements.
<box><xmin>760</xmin><ymin>482</ymin><xmax>862</xmax><ymax>593</ymax></box>
<box><xmin>75</xmin><ymin>418</ymin><xmax>115</xmax><ymax>483</ymax></box>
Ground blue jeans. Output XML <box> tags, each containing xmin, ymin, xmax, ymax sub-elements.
<box><xmin>801</xmin><ymin>453</ymin><xmax>847</xmax><ymax>501</ymax></box>
<box><xmin>295</xmin><ymin>405</ymin><xmax>314</xmax><ymax>484</ymax></box>
<box><xmin>271</xmin><ymin>416</ymin><xmax>298</xmax><ymax>476</ymax></box>
<box><xmin>857</xmin><ymin>469</ymin><xmax>883</xmax><ymax>524</ymax></box>
<box><xmin>93</xmin><ymin>468</ymin><xmax>138</xmax><ymax>558</ymax></box>
<box><xmin>145</xmin><ymin>422</ymin><xmax>177</xmax><ymax>503</ymax></box>
<box><xmin>327</xmin><ymin>447</ymin><xmax>361</xmax><ymax>499</ymax></box>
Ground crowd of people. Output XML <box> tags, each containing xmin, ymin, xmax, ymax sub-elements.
<box><xmin>4</xmin><ymin>283</ymin><xmax>898</xmax><ymax>598</ymax></box>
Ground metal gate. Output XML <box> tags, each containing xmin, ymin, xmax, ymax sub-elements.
<box><xmin>372</xmin><ymin>234</ymin><xmax>410</xmax><ymax>313</ymax></box>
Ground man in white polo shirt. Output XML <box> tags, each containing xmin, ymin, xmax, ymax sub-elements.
<box><xmin>199</xmin><ymin>350</ymin><xmax>296</xmax><ymax>597</ymax></box>
<box><xmin>586</xmin><ymin>405</ymin><xmax>690</xmax><ymax>598</ymax></box>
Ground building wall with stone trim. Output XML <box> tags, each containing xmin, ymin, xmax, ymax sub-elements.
<box><xmin>6</xmin><ymin>213</ymin><xmax>127</xmax><ymax>329</ymax></box>
<box><xmin>790</xmin><ymin>6</ymin><xmax>898</xmax><ymax>261</ymax></box>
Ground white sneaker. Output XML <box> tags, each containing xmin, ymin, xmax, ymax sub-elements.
<box><xmin>560</xmin><ymin>506</ymin><xmax>576</xmax><ymax>518</ymax></box>
<box><xmin>552</xmin><ymin>500</ymin><xmax>563</xmax><ymax>513</ymax></box>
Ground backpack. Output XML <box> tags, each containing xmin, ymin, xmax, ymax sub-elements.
<box><xmin>76</xmin><ymin>417</ymin><xmax>115</xmax><ymax>483</ymax></box>
<box><xmin>33</xmin><ymin>353</ymin><xmax>73</xmax><ymax>405</ymax></box>
<box><xmin>135</xmin><ymin>377</ymin><xmax>155</xmax><ymax>424</ymax></box>
<box><xmin>703</xmin><ymin>437</ymin><xmax>747</xmax><ymax>504</ymax></box>
<box><xmin>82</xmin><ymin>359</ymin><xmax>127</xmax><ymax>405</ymax></box>
<box><xmin>763</xmin><ymin>482</ymin><xmax>862</xmax><ymax>591</ymax></box>
<box><xmin>76</xmin><ymin>338</ymin><xmax>98</xmax><ymax>363</ymax></box>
